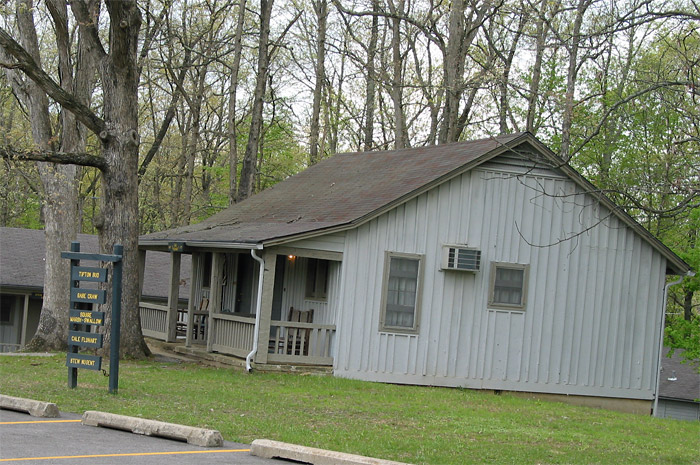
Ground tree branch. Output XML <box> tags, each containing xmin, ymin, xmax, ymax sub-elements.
<box><xmin>0</xmin><ymin>146</ymin><xmax>107</xmax><ymax>171</ymax></box>
<box><xmin>0</xmin><ymin>27</ymin><xmax>106</xmax><ymax>136</ymax></box>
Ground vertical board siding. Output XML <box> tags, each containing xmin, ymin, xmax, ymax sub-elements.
<box><xmin>284</xmin><ymin>231</ymin><xmax>346</xmax><ymax>253</ymax></box>
<box><xmin>334</xmin><ymin>163</ymin><xmax>666</xmax><ymax>399</ymax></box>
<box><xmin>280</xmin><ymin>257</ymin><xmax>339</xmax><ymax>325</ymax></box>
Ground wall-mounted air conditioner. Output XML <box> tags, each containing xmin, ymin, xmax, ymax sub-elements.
<box><xmin>441</xmin><ymin>245</ymin><xmax>481</xmax><ymax>272</ymax></box>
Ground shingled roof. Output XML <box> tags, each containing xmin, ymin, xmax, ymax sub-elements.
<box><xmin>659</xmin><ymin>348</ymin><xmax>700</xmax><ymax>402</ymax></box>
<box><xmin>139</xmin><ymin>132</ymin><xmax>689</xmax><ymax>274</ymax></box>
<box><xmin>141</xmin><ymin>132</ymin><xmax>525</xmax><ymax>246</ymax></box>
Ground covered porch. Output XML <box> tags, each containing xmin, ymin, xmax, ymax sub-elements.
<box><xmin>138</xmin><ymin>243</ymin><xmax>341</xmax><ymax>368</ymax></box>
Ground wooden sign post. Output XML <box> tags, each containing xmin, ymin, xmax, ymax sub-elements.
<box><xmin>62</xmin><ymin>242</ymin><xmax>123</xmax><ymax>394</ymax></box>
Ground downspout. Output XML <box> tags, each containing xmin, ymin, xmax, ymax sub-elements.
<box><xmin>246</xmin><ymin>249</ymin><xmax>266</xmax><ymax>372</ymax></box>
<box><xmin>652</xmin><ymin>271</ymin><xmax>693</xmax><ymax>416</ymax></box>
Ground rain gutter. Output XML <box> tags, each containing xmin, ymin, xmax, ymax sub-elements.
<box><xmin>246</xmin><ymin>248</ymin><xmax>266</xmax><ymax>372</ymax></box>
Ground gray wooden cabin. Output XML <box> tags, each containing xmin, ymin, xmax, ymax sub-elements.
<box><xmin>139</xmin><ymin>132</ymin><xmax>690</xmax><ymax>408</ymax></box>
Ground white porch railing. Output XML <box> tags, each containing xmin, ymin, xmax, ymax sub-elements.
<box><xmin>139</xmin><ymin>302</ymin><xmax>194</xmax><ymax>342</ymax></box>
<box><xmin>140</xmin><ymin>303</ymin><xmax>336</xmax><ymax>366</ymax></box>
<box><xmin>0</xmin><ymin>343</ymin><xmax>21</xmax><ymax>353</ymax></box>
<box><xmin>267</xmin><ymin>321</ymin><xmax>335</xmax><ymax>366</ymax></box>
<box><xmin>139</xmin><ymin>302</ymin><xmax>169</xmax><ymax>340</ymax></box>
<box><xmin>210</xmin><ymin>313</ymin><xmax>256</xmax><ymax>358</ymax></box>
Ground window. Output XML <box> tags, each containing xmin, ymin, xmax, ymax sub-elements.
<box><xmin>305</xmin><ymin>258</ymin><xmax>329</xmax><ymax>301</ymax></box>
<box><xmin>380</xmin><ymin>252</ymin><xmax>423</xmax><ymax>332</ymax></box>
<box><xmin>488</xmin><ymin>262</ymin><xmax>529</xmax><ymax>310</ymax></box>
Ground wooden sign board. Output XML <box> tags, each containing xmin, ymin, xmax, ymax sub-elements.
<box><xmin>72</xmin><ymin>266</ymin><xmax>107</xmax><ymax>282</ymax></box>
<box><xmin>68</xmin><ymin>330</ymin><xmax>103</xmax><ymax>349</ymax></box>
<box><xmin>66</xmin><ymin>353</ymin><xmax>102</xmax><ymax>371</ymax></box>
<box><xmin>69</xmin><ymin>310</ymin><xmax>105</xmax><ymax>326</ymax></box>
<box><xmin>71</xmin><ymin>288</ymin><xmax>106</xmax><ymax>304</ymax></box>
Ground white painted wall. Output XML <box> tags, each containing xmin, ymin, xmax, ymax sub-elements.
<box><xmin>334</xmin><ymin>159</ymin><xmax>667</xmax><ymax>400</ymax></box>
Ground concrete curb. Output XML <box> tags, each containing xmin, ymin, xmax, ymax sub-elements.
<box><xmin>250</xmin><ymin>439</ymin><xmax>412</xmax><ymax>465</ymax></box>
<box><xmin>82</xmin><ymin>411</ymin><xmax>223</xmax><ymax>447</ymax></box>
<box><xmin>0</xmin><ymin>395</ymin><xmax>59</xmax><ymax>418</ymax></box>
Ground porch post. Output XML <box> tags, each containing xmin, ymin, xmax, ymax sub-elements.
<box><xmin>254</xmin><ymin>250</ymin><xmax>276</xmax><ymax>364</ymax></box>
<box><xmin>137</xmin><ymin>249</ymin><xmax>147</xmax><ymax>302</ymax></box>
<box><xmin>165</xmin><ymin>251</ymin><xmax>182</xmax><ymax>342</ymax></box>
<box><xmin>185</xmin><ymin>253</ymin><xmax>199</xmax><ymax>347</ymax></box>
<box><xmin>20</xmin><ymin>294</ymin><xmax>29</xmax><ymax>348</ymax></box>
<box><xmin>206</xmin><ymin>252</ymin><xmax>224</xmax><ymax>352</ymax></box>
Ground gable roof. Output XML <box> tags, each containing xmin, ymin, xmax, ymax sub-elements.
<box><xmin>0</xmin><ymin>227</ymin><xmax>190</xmax><ymax>300</ymax></box>
<box><xmin>140</xmin><ymin>132</ymin><xmax>689</xmax><ymax>274</ymax></box>
<box><xmin>659</xmin><ymin>348</ymin><xmax>700</xmax><ymax>402</ymax></box>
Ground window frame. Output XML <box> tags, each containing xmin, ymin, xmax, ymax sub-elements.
<box><xmin>488</xmin><ymin>262</ymin><xmax>529</xmax><ymax>311</ymax></box>
<box><xmin>379</xmin><ymin>251</ymin><xmax>424</xmax><ymax>334</ymax></box>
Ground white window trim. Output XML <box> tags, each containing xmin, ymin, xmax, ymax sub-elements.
<box><xmin>379</xmin><ymin>251</ymin><xmax>424</xmax><ymax>334</ymax></box>
<box><xmin>487</xmin><ymin>262</ymin><xmax>529</xmax><ymax>311</ymax></box>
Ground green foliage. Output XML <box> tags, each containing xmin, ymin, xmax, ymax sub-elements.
<box><xmin>665</xmin><ymin>315</ymin><xmax>700</xmax><ymax>371</ymax></box>
<box><xmin>2</xmin><ymin>354</ymin><xmax>699</xmax><ymax>465</ymax></box>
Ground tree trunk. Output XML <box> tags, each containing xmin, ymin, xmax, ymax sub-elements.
<box><xmin>387</xmin><ymin>0</ymin><xmax>407</xmax><ymax>149</ymax></box>
<box><xmin>363</xmin><ymin>0</ymin><xmax>379</xmax><ymax>152</ymax></box>
<box><xmin>181</xmin><ymin>64</ymin><xmax>207</xmax><ymax>225</ymax></box>
<box><xmin>526</xmin><ymin>0</ymin><xmax>548</xmax><ymax>133</ymax></box>
<box><xmin>309</xmin><ymin>0</ymin><xmax>327</xmax><ymax>165</ymax></box>
<box><xmin>11</xmin><ymin>0</ymin><xmax>78</xmax><ymax>352</ymax></box>
<box><xmin>237</xmin><ymin>0</ymin><xmax>273</xmax><ymax>202</ymax></box>
<box><xmin>560</xmin><ymin>0</ymin><xmax>590</xmax><ymax>161</ymax></box>
<box><xmin>1</xmin><ymin>0</ymin><xmax>149</xmax><ymax>358</ymax></box>
<box><xmin>96</xmin><ymin>0</ymin><xmax>148</xmax><ymax>357</ymax></box>
<box><xmin>228</xmin><ymin>0</ymin><xmax>246</xmax><ymax>204</ymax></box>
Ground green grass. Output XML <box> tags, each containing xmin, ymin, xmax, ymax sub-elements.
<box><xmin>1</xmin><ymin>354</ymin><xmax>699</xmax><ymax>465</ymax></box>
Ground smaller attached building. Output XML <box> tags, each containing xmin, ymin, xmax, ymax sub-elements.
<box><xmin>657</xmin><ymin>348</ymin><xmax>700</xmax><ymax>421</ymax></box>
<box><xmin>139</xmin><ymin>132</ymin><xmax>691</xmax><ymax>409</ymax></box>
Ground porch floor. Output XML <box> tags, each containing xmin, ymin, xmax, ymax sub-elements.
<box><xmin>145</xmin><ymin>338</ymin><xmax>333</xmax><ymax>375</ymax></box>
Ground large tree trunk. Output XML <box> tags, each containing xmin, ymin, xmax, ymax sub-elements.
<box><xmin>237</xmin><ymin>0</ymin><xmax>273</xmax><ymax>202</ymax></box>
<box><xmin>96</xmin><ymin>0</ymin><xmax>148</xmax><ymax>357</ymax></box>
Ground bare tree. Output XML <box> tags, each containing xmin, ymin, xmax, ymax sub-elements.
<box><xmin>228</xmin><ymin>0</ymin><xmax>247</xmax><ymax>204</ymax></box>
<box><xmin>238</xmin><ymin>0</ymin><xmax>274</xmax><ymax>202</ymax></box>
<box><xmin>309</xmin><ymin>0</ymin><xmax>328</xmax><ymax>165</ymax></box>
<box><xmin>0</xmin><ymin>0</ymin><xmax>149</xmax><ymax>357</ymax></box>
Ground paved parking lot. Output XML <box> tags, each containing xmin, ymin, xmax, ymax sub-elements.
<box><xmin>0</xmin><ymin>409</ymin><xmax>278</xmax><ymax>464</ymax></box>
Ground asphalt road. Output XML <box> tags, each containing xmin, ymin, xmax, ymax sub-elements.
<box><xmin>0</xmin><ymin>408</ymin><xmax>280</xmax><ymax>464</ymax></box>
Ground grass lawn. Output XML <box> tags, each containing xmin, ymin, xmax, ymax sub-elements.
<box><xmin>1</xmin><ymin>353</ymin><xmax>698</xmax><ymax>465</ymax></box>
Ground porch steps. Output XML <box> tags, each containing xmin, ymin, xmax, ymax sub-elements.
<box><xmin>145</xmin><ymin>337</ymin><xmax>333</xmax><ymax>375</ymax></box>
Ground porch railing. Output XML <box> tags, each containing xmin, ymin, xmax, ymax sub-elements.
<box><xmin>210</xmin><ymin>313</ymin><xmax>255</xmax><ymax>358</ymax></box>
<box><xmin>0</xmin><ymin>343</ymin><xmax>21</xmax><ymax>353</ymax></box>
<box><xmin>139</xmin><ymin>302</ymin><xmax>196</xmax><ymax>342</ymax></box>
<box><xmin>139</xmin><ymin>302</ymin><xmax>169</xmax><ymax>340</ymax></box>
<box><xmin>267</xmin><ymin>321</ymin><xmax>335</xmax><ymax>366</ymax></box>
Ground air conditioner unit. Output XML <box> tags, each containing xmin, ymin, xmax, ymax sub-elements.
<box><xmin>441</xmin><ymin>245</ymin><xmax>481</xmax><ymax>272</ymax></box>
